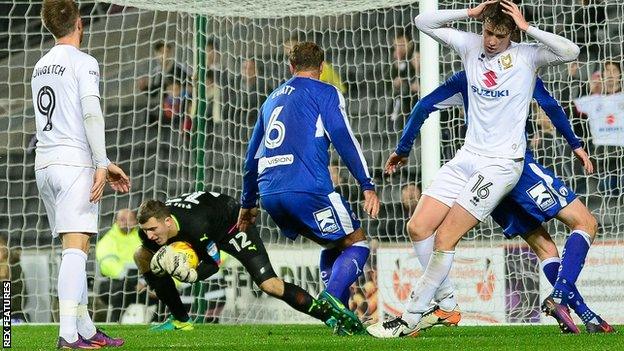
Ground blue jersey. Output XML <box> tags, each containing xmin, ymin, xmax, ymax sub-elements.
<box><xmin>395</xmin><ymin>71</ymin><xmax>581</xmax><ymax>237</ymax></box>
<box><xmin>242</xmin><ymin>77</ymin><xmax>373</xmax><ymax>208</ymax></box>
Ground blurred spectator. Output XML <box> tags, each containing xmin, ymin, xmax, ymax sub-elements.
<box><xmin>95</xmin><ymin>209</ymin><xmax>142</xmax><ymax>322</ymax></box>
<box><xmin>0</xmin><ymin>234</ymin><xmax>29</xmax><ymax>323</ymax></box>
<box><xmin>283</xmin><ymin>31</ymin><xmax>346</xmax><ymax>93</ymax></box>
<box><xmin>205</xmin><ymin>38</ymin><xmax>222</xmax><ymax>74</ymax></box>
<box><xmin>389</xmin><ymin>30</ymin><xmax>419</xmax><ymax>124</ymax></box>
<box><xmin>162</xmin><ymin>78</ymin><xmax>192</xmax><ymax>133</ymax></box>
<box><xmin>400</xmin><ymin>183</ymin><xmax>421</xmax><ymax>217</ymax></box>
<box><xmin>205</xmin><ymin>70</ymin><xmax>222</xmax><ymax>125</ymax></box>
<box><xmin>240</xmin><ymin>58</ymin><xmax>266</xmax><ymax>125</ymax></box>
<box><xmin>574</xmin><ymin>60</ymin><xmax>624</xmax><ymax>194</ymax></box>
<box><xmin>138</xmin><ymin>41</ymin><xmax>189</xmax><ymax>97</ymax></box>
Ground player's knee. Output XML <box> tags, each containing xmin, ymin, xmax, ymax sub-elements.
<box><xmin>406</xmin><ymin>217</ymin><xmax>432</xmax><ymax>241</ymax></box>
<box><xmin>259</xmin><ymin>277</ymin><xmax>283</xmax><ymax>297</ymax></box>
<box><xmin>574</xmin><ymin>210</ymin><xmax>598</xmax><ymax>238</ymax></box>
<box><xmin>433</xmin><ymin>234</ymin><xmax>453</xmax><ymax>252</ymax></box>
<box><xmin>134</xmin><ymin>246</ymin><xmax>153</xmax><ymax>274</ymax></box>
<box><xmin>584</xmin><ymin>214</ymin><xmax>598</xmax><ymax>238</ymax></box>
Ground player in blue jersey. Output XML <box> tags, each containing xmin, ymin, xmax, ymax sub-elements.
<box><xmin>383</xmin><ymin>71</ymin><xmax>613</xmax><ymax>334</ymax></box>
<box><xmin>237</xmin><ymin>42</ymin><xmax>380</xmax><ymax>335</ymax></box>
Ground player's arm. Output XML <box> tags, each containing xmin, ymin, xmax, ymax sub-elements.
<box><xmin>78</xmin><ymin>57</ymin><xmax>130</xmax><ymax>202</ymax></box>
<box><xmin>395</xmin><ymin>72</ymin><xmax>466</xmax><ymax>157</ymax></box>
<box><xmin>533</xmin><ymin>78</ymin><xmax>581</xmax><ymax>149</ymax></box>
<box><xmin>77</xmin><ymin>58</ymin><xmax>109</xmax><ymax>171</ymax></box>
<box><xmin>500</xmin><ymin>0</ymin><xmax>579</xmax><ymax>66</ymax></box>
<box><xmin>533</xmin><ymin>78</ymin><xmax>593</xmax><ymax>173</ymax></box>
<box><xmin>241</xmin><ymin>110</ymin><xmax>264</xmax><ymax>209</ymax></box>
<box><xmin>322</xmin><ymin>88</ymin><xmax>379</xmax><ymax>218</ymax></box>
<box><xmin>322</xmin><ymin>88</ymin><xmax>374</xmax><ymax>192</ymax></box>
<box><xmin>414</xmin><ymin>1</ymin><xmax>494</xmax><ymax>51</ymax></box>
<box><xmin>238</xmin><ymin>111</ymin><xmax>265</xmax><ymax>231</ymax></box>
<box><xmin>387</xmin><ymin>72</ymin><xmax>466</xmax><ymax>175</ymax></box>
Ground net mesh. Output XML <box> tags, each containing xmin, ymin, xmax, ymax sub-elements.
<box><xmin>0</xmin><ymin>0</ymin><xmax>623</xmax><ymax>325</ymax></box>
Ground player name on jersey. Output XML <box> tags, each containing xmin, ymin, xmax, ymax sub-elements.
<box><xmin>32</xmin><ymin>64</ymin><xmax>66</xmax><ymax>78</ymax></box>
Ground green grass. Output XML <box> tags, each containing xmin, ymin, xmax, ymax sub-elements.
<box><xmin>9</xmin><ymin>324</ymin><xmax>623</xmax><ymax>350</ymax></box>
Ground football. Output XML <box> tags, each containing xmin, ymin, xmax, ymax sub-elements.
<box><xmin>169</xmin><ymin>241</ymin><xmax>199</xmax><ymax>269</ymax></box>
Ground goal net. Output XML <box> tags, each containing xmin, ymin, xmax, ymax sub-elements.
<box><xmin>1</xmin><ymin>0</ymin><xmax>622</xmax><ymax>326</ymax></box>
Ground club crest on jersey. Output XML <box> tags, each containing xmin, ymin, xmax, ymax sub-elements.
<box><xmin>499</xmin><ymin>54</ymin><xmax>513</xmax><ymax>70</ymax></box>
<box><xmin>527</xmin><ymin>183</ymin><xmax>556</xmax><ymax>211</ymax></box>
<box><xmin>314</xmin><ymin>207</ymin><xmax>340</xmax><ymax>235</ymax></box>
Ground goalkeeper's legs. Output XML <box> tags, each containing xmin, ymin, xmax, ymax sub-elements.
<box><xmin>134</xmin><ymin>247</ymin><xmax>192</xmax><ymax>330</ymax></box>
<box><xmin>258</xmin><ymin>278</ymin><xmax>334</xmax><ymax>321</ymax></box>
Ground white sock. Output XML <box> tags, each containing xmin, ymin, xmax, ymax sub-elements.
<box><xmin>404</xmin><ymin>250</ymin><xmax>455</xmax><ymax>327</ymax></box>
<box><xmin>58</xmin><ymin>248</ymin><xmax>87</xmax><ymax>342</ymax></box>
<box><xmin>77</xmin><ymin>275</ymin><xmax>97</xmax><ymax>339</ymax></box>
<box><xmin>413</xmin><ymin>236</ymin><xmax>457</xmax><ymax>311</ymax></box>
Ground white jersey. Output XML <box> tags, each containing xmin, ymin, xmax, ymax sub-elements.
<box><xmin>31</xmin><ymin>44</ymin><xmax>101</xmax><ymax>170</ymax></box>
<box><xmin>415</xmin><ymin>9</ymin><xmax>579</xmax><ymax>159</ymax></box>
<box><xmin>574</xmin><ymin>93</ymin><xmax>624</xmax><ymax>147</ymax></box>
<box><xmin>452</xmin><ymin>32</ymin><xmax>540</xmax><ymax>159</ymax></box>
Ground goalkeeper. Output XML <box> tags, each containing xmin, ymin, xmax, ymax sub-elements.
<box><xmin>134</xmin><ymin>191</ymin><xmax>358</xmax><ymax>331</ymax></box>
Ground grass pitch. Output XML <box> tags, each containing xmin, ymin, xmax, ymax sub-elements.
<box><xmin>10</xmin><ymin>324</ymin><xmax>622</xmax><ymax>350</ymax></box>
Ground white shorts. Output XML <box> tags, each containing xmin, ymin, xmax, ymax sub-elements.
<box><xmin>35</xmin><ymin>165</ymin><xmax>99</xmax><ymax>237</ymax></box>
<box><xmin>422</xmin><ymin>148</ymin><xmax>523</xmax><ymax>221</ymax></box>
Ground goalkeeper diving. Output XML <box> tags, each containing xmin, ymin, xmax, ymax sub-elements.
<box><xmin>134</xmin><ymin>191</ymin><xmax>360</xmax><ymax>331</ymax></box>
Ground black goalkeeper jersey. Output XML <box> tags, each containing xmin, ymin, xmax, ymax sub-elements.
<box><xmin>139</xmin><ymin>191</ymin><xmax>240</xmax><ymax>263</ymax></box>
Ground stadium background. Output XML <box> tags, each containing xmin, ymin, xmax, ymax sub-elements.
<box><xmin>0</xmin><ymin>0</ymin><xmax>623</xmax><ymax>326</ymax></box>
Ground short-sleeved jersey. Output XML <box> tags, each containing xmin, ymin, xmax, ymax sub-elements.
<box><xmin>241</xmin><ymin>76</ymin><xmax>373</xmax><ymax>208</ymax></box>
<box><xmin>449</xmin><ymin>32</ymin><xmax>542</xmax><ymax>159</ymax></box>
<box><xmin>31</xmin><ymin>44</ymin><xmax>101</xmax><ymax>170</ymax></box>
<box><xmin>574</xmin><ymin>93</ymin><xmax>624</xmax><ymax>147</ymax></box>
<box><xmin>139</xmin><ymin>191</ymin><xmax>239</xmax><ymax>264</ymax></box>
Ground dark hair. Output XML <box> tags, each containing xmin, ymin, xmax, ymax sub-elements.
<box><xmin>41</xmin><ymin>0</ymin><xmax>80</xmax><ymax>39</ymax></box>
<box><xmin>153</xmin><ymin>40</ymin><xmax>171</xmax><ymax>52</ymax></box>
<box><xmin>137</xmin><ymin>200</ymin><xmax>171</xmax><ymax>224</ymax></box>
<box><xmin>394</xmin><ymin>28</ymin><xmax>412</xmax><ymax>43</ymax></box>
<box><xmin>604</xmin><ymin>60</ymin><xmax>622</xmax><ymax>73</ymax></box>
<box><xmin>482</xmin><ymin>1</ymin><xmax>517</xmax><ymax>34</ymax></box>
<box><xmin>289</xmin><ymin>42</ymin><xmax>324</xmax><ymax>72</ymax></box>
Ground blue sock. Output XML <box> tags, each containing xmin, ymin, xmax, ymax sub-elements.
<box><xmin>326</xmin><ymin>243</ymin><xmax>369</xmax><ymax>307</ymax></box>
<box><xmin>319</xmin><ymin>248</ymin><xmax>341</xmax><ymax>288</ymax></box>
<box><xmin>552</xmin><ymin>231</ymin><xmax>591</xmax><ymax>304</ymax></box>
<box><xmin>542</xmin><ymin>257</ymin><xmax>597</xmax><ymax>323</ymax></box>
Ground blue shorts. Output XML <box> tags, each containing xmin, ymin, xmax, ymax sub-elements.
<box><xmin>260</xmin><ymin>191</ymin><xmax>361</xmax><ymax>244</ymax></box>
<box><xmin>491</xmin><ymin>154</ymin><xmax>577</xmax><ymax>238</ymax></box>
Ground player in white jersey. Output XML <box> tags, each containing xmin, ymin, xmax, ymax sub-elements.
<box><xmin>368</xmin><ymin>0</ymin><xmax>580</xmax><ymax>338</ymax></box>
<box><xmin>32</xmin><ymin>1</ymin><xmax>130</xmax><ymax>348</ymax></box>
